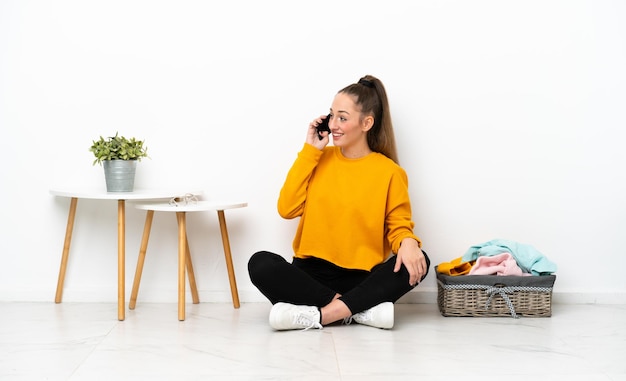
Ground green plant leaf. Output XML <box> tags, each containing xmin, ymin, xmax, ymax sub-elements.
<box><xmin>89</xmin><ymin>132</ymin><xmax>149</xmax><ymax>165</ymax></box>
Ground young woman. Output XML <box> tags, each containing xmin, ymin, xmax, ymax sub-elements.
<box><xmin>248</xmin><ymin>75</ymin><xmax>430</xmax><ymax>330</ymax></box>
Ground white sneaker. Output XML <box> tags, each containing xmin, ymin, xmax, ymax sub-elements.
<box><xmin>269</xmin><ymin>302</ymin><xmax>323</xmax><ymax>331</ymax></box>
<box><xmin>349</xmin><ymin>302</ymin><xmax>394</xmax><ymax>329</ymax></box>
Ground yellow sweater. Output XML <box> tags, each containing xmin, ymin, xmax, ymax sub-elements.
<box><xmin>278</xmin><ymin>143</ymin><xmax>421</xmax><ymax>271</ymax></box>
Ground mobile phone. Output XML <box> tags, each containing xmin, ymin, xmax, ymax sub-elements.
<box><xmin>316</xmin><ymin>114</ymin><xmax>331</xmax><ymax>140</ymax></box>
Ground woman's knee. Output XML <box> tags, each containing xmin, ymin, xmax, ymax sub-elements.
<box><xmin>248</xmin><ymin>251</ymin><xmax>284</xmax><ymax>280</ymax></box>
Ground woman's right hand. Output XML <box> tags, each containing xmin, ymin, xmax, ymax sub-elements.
<box><xmin>306</xmin><ymin>115</ymin><xmax>330</xmax><ymax>149</ymax></box>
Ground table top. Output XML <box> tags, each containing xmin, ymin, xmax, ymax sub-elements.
<box><xmin>49</xmin><ymin>188</ymin><xmax>202</xmax><ymax>201</ymax></box>
<box><xmin>134</xmin><ymin>200</ymin><xmax>248</xmax><ymax>212</ymax></box>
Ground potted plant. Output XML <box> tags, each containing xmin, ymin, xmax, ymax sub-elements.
<box><xmin>90</xmin><ymin>132</ymin><xmax>149</xmax><ymax>192</ymax></box>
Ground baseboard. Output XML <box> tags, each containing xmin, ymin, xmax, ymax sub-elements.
<box><xmin>2</xmin><ymin>287</ymin><xmax>625</xmax><ymax>305</ymax></box>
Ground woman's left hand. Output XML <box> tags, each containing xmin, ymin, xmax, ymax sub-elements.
<box><xmin>395</xmin><ymin>238</ymin><xmax>427</xmax><ymax>286</ymax></box>
<box><xmin>306</xmin><ymin>115</ymin><xmax>330</xmax><ymax>149</ymax></box>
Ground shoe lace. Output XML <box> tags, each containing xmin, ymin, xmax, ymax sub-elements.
<box><xmin>343</xmin><ymin>309</ymin><xmax>372</xmax><ymax>326</ymax></box>
<box><xmin>294</xmin><ymin>312</ymin><xmax>323</xmax><ymax>331</ymax></box>
<box><xmin>356</xmin><ymin>309</ymin><xmax>374</xmax><ymax>321</ymax></box>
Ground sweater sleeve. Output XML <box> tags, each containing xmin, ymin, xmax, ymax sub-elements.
<box><xmin>386</xmin><ymin>167</ymin><xmax>422</xmax><ymax>253</ymax></box>
<box><xmin>277</xmin><ymin>143</ymin><xmax>323</xmax><ymax>219</ymax></box>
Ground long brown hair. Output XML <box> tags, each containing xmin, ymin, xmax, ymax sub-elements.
<box><xmin>338</xmin><ymin>75</ymin><xmax>399</xmax><ymax>164</ymax></box>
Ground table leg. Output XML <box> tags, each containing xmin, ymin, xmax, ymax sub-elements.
<box><xmin>217</xmin><ymin>210</ymin><xmax>240</xmax><ymax>309</ymax></box>
<box><xmin>118</xmin><ymin>200</ymin><xmax>126</xmax><ymax>321</ymax></box>
<box><xmin>176</xmin><ymin>211</ymin><xmax>187</xmax><ymax>321</ymax></box>
<box><xmin>55</xmin><ymin>197</ymin><xmax>78</xmax><ymax>303</ymax></box>
<box><xmin>129</xmin><ymin>210</ymin><xmax>154</xmax><ymax>310</ymax></box>
<box><xmin>185</xmin><ymin>238</ymin><xmax>200</xmax><ymax>304</ymax></box>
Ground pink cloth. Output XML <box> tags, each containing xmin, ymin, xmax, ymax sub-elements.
<box><xmin>468</xmin><ymin>252</ymin><xmax>524</xmax><ymax>276</ymax></box>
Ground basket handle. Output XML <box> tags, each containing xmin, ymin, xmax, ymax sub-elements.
<box><xmin>485</xmin><ymin>285</ymin><xmax>519</xmax><ymax>319</ymax></box>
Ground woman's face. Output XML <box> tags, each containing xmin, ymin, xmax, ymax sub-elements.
<box><xmin>329</xmin><ymin>92</ymin><xmax>371</xmax><ymax>152</ymax></box>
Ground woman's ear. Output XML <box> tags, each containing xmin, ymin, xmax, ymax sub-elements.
<box><xmin>362</xmin><ymin>115</ymin><xmax>375</xmax><ymax>132</ymax></box>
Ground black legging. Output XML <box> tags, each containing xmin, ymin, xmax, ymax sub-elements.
<box><xmin>248</xmin><ymin>250</ymin><xmax>431</xmax><ymax>314</ymax></box>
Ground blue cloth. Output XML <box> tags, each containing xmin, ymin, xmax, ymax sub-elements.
<box><xmin>461</xmin><ymin>239</ymin><xmax>557</xmax><ymax>275</ymax></box>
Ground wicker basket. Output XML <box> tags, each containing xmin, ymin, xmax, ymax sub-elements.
<box><xmin>436</xmin><ymin>267</ymin><xmax>556</xmax><ymax>318</ymax></box>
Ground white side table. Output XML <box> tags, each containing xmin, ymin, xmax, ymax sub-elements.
<box><xmin>130</xmin><ymin>200</ymin><xmax>247</xmax><ymax>320</ymax></box>
<box><xmin>49</xmin><ymin>188</ymin><xmax>200</xmax><ymax>321</ymax></box>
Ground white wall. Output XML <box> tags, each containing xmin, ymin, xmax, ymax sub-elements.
<box><xmin>1</xmin><ymin>0</ymin><xmax>625</xmax><ymax>305</ymax></box>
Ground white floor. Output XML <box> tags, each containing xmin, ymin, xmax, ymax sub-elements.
<box><xmin>1</xmin><ymin>302</ymin><xmax>625</xmax><ymax>381</ymax></box>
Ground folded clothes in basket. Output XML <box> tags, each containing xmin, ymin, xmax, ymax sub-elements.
<box><xmin>436</xmin><ymin>257</ymin><xmax>475</xmax><ymax>276</ymax></box>
<box><xmin>468</xmin><ymin>252</ymin><xmax>526</xmax><ymax>276</ymax></box>
<box><xmin>461</xmin><ymin>238</ymin><xmax>557</xmax><ymax>275</ymax></box>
